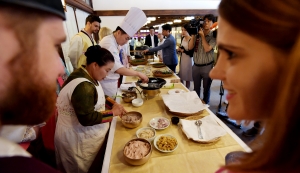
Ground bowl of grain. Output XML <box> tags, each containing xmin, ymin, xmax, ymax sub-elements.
<box><xmin>136</xmin><ymin>127</ymin><xmax>156</xmax><ymax>142</ymax></box>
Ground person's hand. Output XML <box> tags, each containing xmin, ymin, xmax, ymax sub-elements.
<box><xmin>112</xmin><ymin>103</ymin><xmax>127</xmax><ymax>117</ymax></box>
<box><xmin>198</xmin><ymin>28</ymin><xmax>204</xmax><ymax>37</ymax></box>
<box><xmin>137</xmin><ymin>72</ymin><xmax>149</xmax><ymax>83</ymax></box>
<box><xmin>177</xmin><ymin>48</ymin><xmax>184</xmax><ymax>53</ymax></box>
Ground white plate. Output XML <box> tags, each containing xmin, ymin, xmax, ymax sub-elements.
<box><xmin>149</xmin><ymin>117</ymin><xmax>170</xmax><ymax>130</ymax></box>
<box><xmin>154</xmin><ymin>134</ymin><xmax>178</xmax><ymax>153</ymax></box>
<box><xmin>168</xmin><ymin>89</ymin><xmax>186</xmax><ymax>94</ymax></box>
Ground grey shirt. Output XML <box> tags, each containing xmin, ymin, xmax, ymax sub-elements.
<box><xmin>193</xmin><ymin>31</ymin><xmax>216</xmax><ymax>64</ymax></box>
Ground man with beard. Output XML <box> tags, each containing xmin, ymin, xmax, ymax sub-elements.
<box><xmin>69</xmin><ymin>14</ymin><xmax>101</xmax><ymax>70</ymax></box>
<box><xmin>0</xmin><ymin>0</ymin><xmax>66</xmax><ymax>172</ymax></box>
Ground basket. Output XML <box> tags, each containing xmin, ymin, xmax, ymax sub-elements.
<box><xmin>153</xmin><ymin>70</ymin><xmax>173</xmax><ymax>78</ymax></box>
<box><xmin>152</xmin><ymin>63</ymin><xmax>166</xmax><ymax>68</ymax></box>
<box><xmin>166</xmin><ymin>105</ymin><xmax>208</xmax><ymax>117</ymax></box>
<box><xmin>130</xmin><ymin>60</ymin><xmax>148</xmax><ymax>66</ymax></box>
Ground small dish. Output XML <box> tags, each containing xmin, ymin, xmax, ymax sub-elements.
<box><xmin>154</xmin><ymin>134</ymin><xmax>178</xmax><ymax>153</ymax></box>
<box><xmin>168</xmin><ymin>89</ymin><xmax>186</xmax><ymax>94</ymax></box>
<box><xmin>136</xmin><ymin>127</ymin><xmax>156</xmax><ymax>142</ymax></box>
<box><xmin>132</xmin><ymin>98</ymin><xmax>143</xmax><ymax>107</ymax></box>
<box><xmin>149</xmin><ymin>117</ymin><xmax>170</xmax><ymax>130</ymax></box>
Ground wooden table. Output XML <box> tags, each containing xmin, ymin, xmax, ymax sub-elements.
<box><xmin>102</xmin><ymin>78</ymin><xmax>251</xmax><ymax>173</ymax></box>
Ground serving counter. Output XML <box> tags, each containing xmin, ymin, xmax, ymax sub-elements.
<box><xmin>102</xmin><ymin>76</ymin><xmax>251</xmax><ymax>173</ymax></box>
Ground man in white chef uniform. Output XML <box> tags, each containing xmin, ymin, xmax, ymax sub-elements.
<box><xmin>100</xmin><ymin>7</ymin><xmax>149</xmax><ymax>98</ymax></box>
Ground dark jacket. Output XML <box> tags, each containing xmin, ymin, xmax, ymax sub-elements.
<box><xmin>148</xmin><ymin>34</ymin><xmax>178</xmax><ymax>65</ymax></box>
<box><xmin>145</xmin><ymin>34</ymin><xmax>158</xmax><ymax>47</ymax></box>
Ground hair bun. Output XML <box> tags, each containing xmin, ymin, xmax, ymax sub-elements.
<box><xmin>85</xmin><ymin>45</ymin><xmax>101</xmax><ymax>57</ymax></box>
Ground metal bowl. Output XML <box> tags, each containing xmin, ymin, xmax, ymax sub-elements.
<box><xmin>121</xmin><ymin>111</ymin><xmax>142</xmax><ymax>128</ymax></box>
<box><xmin>142</xmin><ymin>89</ymin><xmax>160</xmax><ymax>98</ymax></box>
<box><xmin>123</xmin><ymin>138</ymin><xmax>152</xmax><ymax>166</ymax></box>
<box><xmin>122</xmin><ymin>92</ymin><xmax>137</xmax><ymax>103</ymax></box>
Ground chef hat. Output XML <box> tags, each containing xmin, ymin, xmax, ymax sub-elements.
<box><xmin>158</xmin><ymin>26</ymin><xmax>163</xmax><ymax>33</ymax></box>
<box><xmin>119</xmin><ymin>7</ymin><xmax>147</xmax><ymax>37</ymax></box>
<box><xmin>0</xmin><ymin>0</ymin><xmax>65</xmax><ymax>20</ymax></box>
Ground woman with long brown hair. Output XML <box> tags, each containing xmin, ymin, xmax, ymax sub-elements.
<box><xmin>210</xmin><ymin>0</ymin><xmax>300</xmax><ymax>172</ymax></box>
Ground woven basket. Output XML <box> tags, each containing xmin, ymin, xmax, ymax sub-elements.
<box><xmin>153</xmin><ymin>71</ymin><xmax>173</xmax><ymax>78</ymax></box>
<box><xmin>130</xmin><ymin>60</ymin><xmax>148</xmax><ymax>66</ymax></box>
<box><xmin>152</xmin><ymin>63</ymin><xmax>166</xmax><ymax>68</ymax></box>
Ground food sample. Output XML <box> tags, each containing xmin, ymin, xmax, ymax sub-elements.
<box><xmin>138</xmin><ymin>129</ymin><xmax>155</xmax><ymax>139</ymax></box>
<box><xmin>156</xmin><ymin>136</ymin><xmax>178</xmax><ymax>151</ymax></box>
<box><xmin>153</xmin><ymin>118</ymin><xmax>169</xmax><ymax>129</ymax></box>
<box><xmin>153</xmin><ymin>69</ymin><xmax>173</xmax><ymax>74</ymax></box>
<box><xmin>140</xmin><ymin>83</ymin><xmax>148</xmax><ymax>87</ymax></box>
<box><xmin>124</xmin><ymin>140</ymin><xmax>151</xmax><ymax>159</ymax></box>
<box><xmin>122</xmin><ymin>113</ymin><xmax>141</xmax><ymax>124</ymax></box>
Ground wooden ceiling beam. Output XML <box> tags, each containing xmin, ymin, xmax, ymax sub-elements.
<box><xmin>66</xmin><ymin>0</ymin><xmax>93</xmax><ymax>13</ymax></box>
<box><xmin>95</xmin><ymin>9</ymin><xmax>218</xmax><ymax>16</ymax></box>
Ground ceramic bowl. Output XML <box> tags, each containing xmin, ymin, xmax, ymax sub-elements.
<box><xmin>132</xmin><ymin>98</ymin><xmax>143</xmax><ymax>107</ymax></box>
<box><xmin>136</xmin><ymin>127</ymin><xmax>156</xmax><ymax>142</ymax></box>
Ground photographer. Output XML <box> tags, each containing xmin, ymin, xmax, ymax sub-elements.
<box><xmin>188</xmin><ymin>14</ymin><xmax>216</xmax><ymax>104</ymax></box>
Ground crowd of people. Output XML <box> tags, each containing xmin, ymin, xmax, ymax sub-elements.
<box><xmin>0</xmin><ymin>0</ymin><xmax>299</xmax><ymax>173</ymax></box>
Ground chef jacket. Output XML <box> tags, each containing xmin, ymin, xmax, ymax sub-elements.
<box><xmin>99</xmin><ymin>34</ymin><xmax>124</xmax><ymax>97</ymax></box>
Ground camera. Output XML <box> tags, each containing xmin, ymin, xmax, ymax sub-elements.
<box><xmin>188</xmin><ymin>18</ymin><xmax>204</xmax><ymax>35</ymax></box>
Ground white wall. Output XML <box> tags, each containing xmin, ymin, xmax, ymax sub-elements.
<box><xmin>61</xmin><ymin>5</ymin><xmax>78</xmax><ymax>62</ymax></box>
<box><xmin>100</xmin><ymin>16</ymin><xmax>125</xmax><ymax>32</ymax></box>
<box><xmin>92</xmin><ymin>0</ymin><xmax>220</xmax><ymax>10</ymax></box>
<box><xmin>75</xmin><ymin>9</ymin><xmax>90</xmax><ymax>30</ymax></box>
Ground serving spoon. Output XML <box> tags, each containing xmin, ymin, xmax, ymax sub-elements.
<box><xmin>195</xmin><ymin>120</ymin><xmax>203</xmax><ymax>139</ymax></box>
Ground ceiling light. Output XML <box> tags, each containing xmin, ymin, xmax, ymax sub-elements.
<box><xmin>167</xmin><ymin>22</ymin><xmax>173</xmax><ymax>24</ymax></box>
<box><xmin>147</xmin><ymin>17</ymin><xmax>156</xmax><ymax>21</ymax></box>
<box><xmin>174</xmin><ymin>19</ymin><xmax>182</xmax><ymax>23</ymax></box>
<box><xmin>184</xmin><ymin>16</ymin><xmax>194</xmax><ymax>20</ymax></box>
